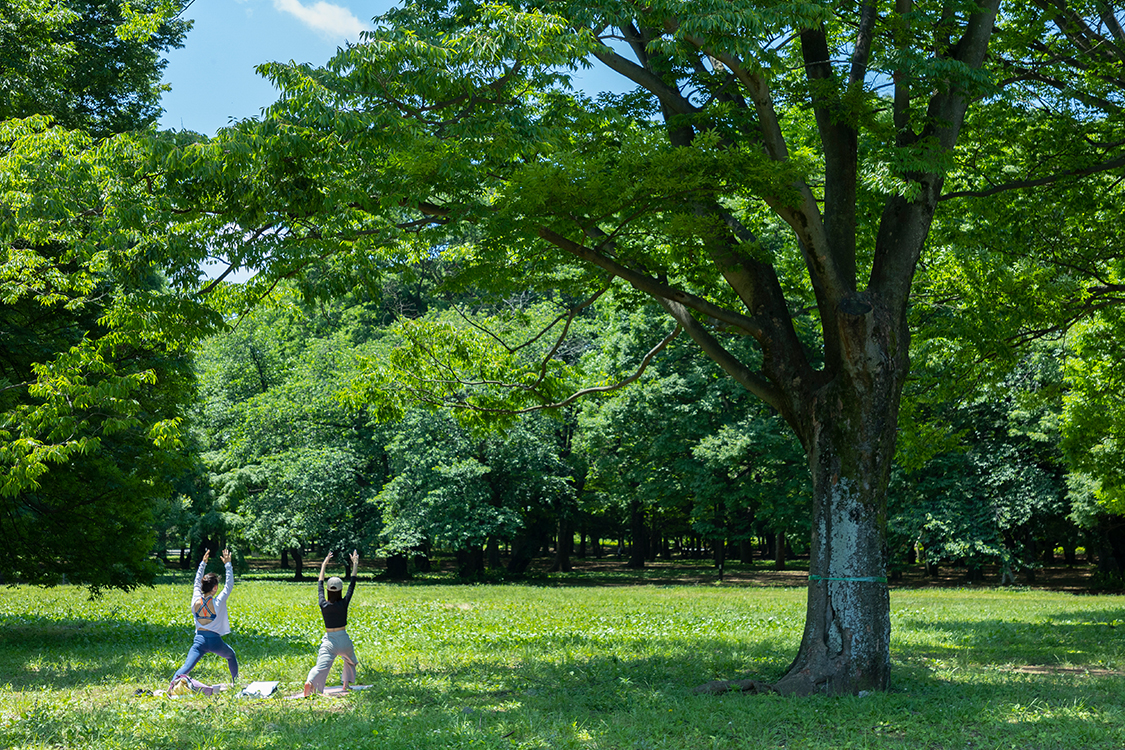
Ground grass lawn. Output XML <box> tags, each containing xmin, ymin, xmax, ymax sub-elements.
<box><xmin>2</xmin><ymin>571</ymin><xmax>1124</xmax><ymax>749</ymax></box>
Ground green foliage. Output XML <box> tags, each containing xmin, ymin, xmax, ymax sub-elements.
<box><xmin>0</xmin><ymin>0</ymin><xmax>190</xmax><ymax>135</ymax></box>
<box><xmin>378</xmin><ymin>409</ymin><xmax>571</xmax><ymax>556</ymax></box>
<box><xmin>347</xmin><ymin>293</ymin><xmax>603</xmax><ymax>427</ymax></box>
<box><xmin>891</xmin><ymin>348</ymin><xmax>1070</xmax><ymax>575</ymax></box>
<box><xmin>0</xmin><ymin>0</ymin><xmax>201</xmax><ymax>592</ymax></box>
<box><xmin>192</xmin><ymin>286</ymin><xmax>388</xmax><ymax>558</ymax></box>
<box><xmin>0</xmin><ymin>118</ymin><xmax>220</xmax><ymax>592</ymax></box>
<box><xmin>1062</xmin><ymin>310</ymin><xmax>1125</xmax><ymax>513</ymax></box>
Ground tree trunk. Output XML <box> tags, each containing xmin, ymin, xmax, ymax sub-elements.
<box><xmin>507</xmin><ymin>533</ymin><xmax>536</xmax><ymax>574</ymax></box>
<box><xmin>456</xmin><ymin>546</ymin><xmax>484</xmax><ymax>578</ymax></box>
<box><xmin>486</xmin><ymin>536</ymin><xmax>501</xmax><ymax>569</ymax></box>
<box><xmin>713</xmin><ymin>537</ymin><xmax>726</xmax><ymax>580</ymax></box>
<box><xmin>385</xmin><ymin>553</ymin><xmax>410</xmax><ymax>579</ymax></box>
<box><xmin>647</xmin><ymin>518</ymin><xmax>660</xmax><ymax>562</ymax></box>
<box><xmin>774</xmin><ymin>531</ymin><xmax>787</xmax><ymax>571</ymax></box>
<box><xmin>549</xmin><ymin>519</ymin><xmax>574</xmax><ymax>572</ymax></box>
<box><xmin>281</xmin><ymin>549</ymin><xmax>289</xmax><ymax>569</ymax></box>
<box><xmin>290</xmin><ymin>547</ymin><xmax>304</xmax><ymax>581</ymax></box>
<box><xmin>772</xmin><ymin>340</ymin><xmax>901</xmax><ymax>695</ymax></box>
<box><xmin>626</xmin><ymin>501</ymin><xmax>647</xmax><ymax>569</ymax></box>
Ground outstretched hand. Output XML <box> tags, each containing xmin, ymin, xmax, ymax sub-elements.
<box><xmin>201</xmin><ymin>549</ymin><xmax>210</xmax><ymax>563</ymax></box>
<box><xmin>349</xmin><ymin>550</ymin><xmax>360</xmax><ymax>568</ymax></box>
<box><xmin>221</xmin><ymin>548</ymin><xmax>232</xmax><ymax>564</ymax></box>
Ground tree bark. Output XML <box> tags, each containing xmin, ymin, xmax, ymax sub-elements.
<box><xmin>548</xmin><ymin>519</ymin><xmax>574</xmax><ymax>572</ymax></box>
<box><xmin>774</xmin><ymin>531</ymin><xmax>787</xmax><ymax>571</ymax></box>
<box><xmin>507</xmin><ymin>533</ymin><xmax>537</xmax><ymax>574</ymax></box>
<box><xmin>772</xmin><ymin>300</ymin><xmax>905</xmax><ymax>695</ymax></box>
<box><xmin>486</xmin><ymin>535</ymin><xmax>501</xmax><ymax>569</ymax></box>
<box><xmin>385</xmin><ymin>553</ymin><xmax>410</xmax><ymax>579</ymax></box>
<box><xmin>456</xmin><ymin>546</ymin><xmax>484</xmax><ymax>578</ymax></box>
<box><xmin>626</xmin><ymin>501</ymin><xmax>647</xmax><ymax>569</ymax></box>
<box><xmin>290</xmin><ymin>547</ymin><xmax>304</xmax><ymax>581</ymax></box>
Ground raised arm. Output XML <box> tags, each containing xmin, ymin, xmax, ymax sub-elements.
<box><xmin>192</xmin><ymin>548</ymin><xmax>210</xmax><ymax>601</ymax></box>
<box><xmin>216</xmin><ymin>548</ymin><xmax>234</xmax><ymax>604</ymax></box>
<box><xmin>342</xmin><ymin>550</ymin><xmax>359</xmax><ymax>603</ymax></box>
<box><xmin>318</xmin><ymin>552</ymin><xmax>333</xmax><ymax>581</ymax></box>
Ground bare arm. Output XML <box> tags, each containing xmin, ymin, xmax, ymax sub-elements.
<box><xmin>318</xmin><ymin>552</ymin><xmax>333</xmax><ymax>582</ymax></box>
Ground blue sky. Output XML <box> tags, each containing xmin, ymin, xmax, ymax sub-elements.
<box><xmin>159</xmin><ymin>1</ymin><xmax>630</xmax><ymax>281</ymax></box>
<box><xmin>158</xmin><ymin>0</ymin><xmax>386</xmax><ymax>135</ymax></box>
<box><xmin>158</xmin><ymin>0</ymin><xmax>628</xmax><ymax>136</ymax></box>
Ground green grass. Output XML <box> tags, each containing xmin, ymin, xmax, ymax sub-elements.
<box><xmin>2</xmin><ymin>577</ymin><xmax>1125</xmax><ymax>749</ymax></box>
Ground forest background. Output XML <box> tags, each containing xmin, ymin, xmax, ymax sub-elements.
<box><xmin>2</xmin><ymin>0</ymin><xmax>1125</xmax><ymax>697</ymax></box>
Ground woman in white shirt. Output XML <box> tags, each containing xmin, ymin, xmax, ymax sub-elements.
<box><xmin>169</xmin><ymin>548</ymin><xmax>238</xmax><ymax>692</ymax></box>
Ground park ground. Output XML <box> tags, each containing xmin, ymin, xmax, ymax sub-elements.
<box><xmin>2</xmin><ymin>557</ymin><xmax>1125</xmax><ymax>749</ymax></box>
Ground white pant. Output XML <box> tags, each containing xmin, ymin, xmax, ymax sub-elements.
<box><xmin>305</xmin><ymin>630</ymin><xmax>358</xmax><ymax>691</ymax></box>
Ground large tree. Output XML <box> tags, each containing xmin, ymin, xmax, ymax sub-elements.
<box><xmin>150</xmin><ymin>0</ymin><xmax>1006</xmax><ymax>693</ymax></box>
<box><xmin>0</xmin><ymin>1</ymin><xmax>198</xmax><ymax>591</ymax></box>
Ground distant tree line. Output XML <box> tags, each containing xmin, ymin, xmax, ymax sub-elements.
<box><xmin>160</xmin><ymin>268</ymin><xmax>1119</xmax><ymax>588</ymax></box>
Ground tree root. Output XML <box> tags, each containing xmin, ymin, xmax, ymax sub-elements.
<box><xmin>691</xmin><ymin>678</ymin><xmax>778</xmax><ymax>695</ymax></box>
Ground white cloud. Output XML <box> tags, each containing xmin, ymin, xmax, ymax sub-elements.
<box><xmin>273</xmin><ymin>0</ymin><xmax>368</xmax><ymax>41</ymax></box>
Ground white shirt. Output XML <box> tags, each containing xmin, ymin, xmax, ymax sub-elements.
<box><xmin>190</xmin><ymin>559</ymin><xmax>233</xmax><ymax>635</ymax></box>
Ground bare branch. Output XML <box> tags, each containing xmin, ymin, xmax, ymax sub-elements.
<box><xmin>449</xmin><ymin>285</ymin><xmax>608</xmax><ymax>356</ymax></box>
<box><xmin>940</xmin><ymin>153</ymin><xmax>1125</xmax><ymax>200</ymax></box>
<box><xmin>397</xmin><ymin>324</ymin><xmax>682</xmax><ymax>415</ymax></box>
<box><xmin>657</xmin><ymin>297</ymin><xmax>785</xmax><ymax>413</ymax></box>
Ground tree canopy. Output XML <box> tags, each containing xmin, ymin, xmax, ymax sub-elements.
<box><xmin>0</xmin><ymin>0</ymin><xmax>198</xmax><ymax>592</ymax></box>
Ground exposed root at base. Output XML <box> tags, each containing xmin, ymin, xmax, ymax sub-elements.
<box><xmin>692</xmin><ymin>678</ymin><xmax>777</xmax><ymax>695</ymax></box>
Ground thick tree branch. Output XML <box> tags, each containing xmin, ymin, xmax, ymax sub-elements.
<box><xmin>801</xmin><ymin>26</ymin><xmax>859</xmax><ymax>293</ymax></box>
<box><xmin>656</xmin><ymin>298</ymin><xmax>785</xmax><ymax>413</ymax></box>
<box><xmin>537</xmin><ymin>226</ymin><xmax>766</xmax><ymax>338</ymax></box>
<box><xmin>590</xmin><ymin>43</ymin><xmax>697</xmax><ymax>116</ymax></box>
<box><xmin>849</xmin><ymin>2</ymin><xmax>879</xmax><ymax>85</ymax></box>
<box><xmin>667</xmin><ymin>22</ymin><xmax>839</xmax><ymax>300</ymax></box>
<box><xmin>870</xmin><ymin>0</ymin><xmax>1001</xmax><ymax>309</ymax></box>
<box><xmin>893</xmin><ymin>0</ymin><xmax>914</xmax><ymax>136</ymax></box>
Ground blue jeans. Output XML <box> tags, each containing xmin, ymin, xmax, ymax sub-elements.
<box><xmin>174</xmin><ymin>630</ymin><xmax>238</xmax><ymax>682</ymax></box>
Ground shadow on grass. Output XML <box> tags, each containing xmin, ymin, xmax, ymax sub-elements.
<box><xmin>893</xmin><ymin>605</ymin><xmax>1125</xmax><ymax>672</ymax></box>
<box><xmin>0</xmin><ymin>613</ymin><xmax>311</xmax><ymax>690</ymax></box>
<box><xmin>5</xmin><ymin>634</ymin><xmax>1125</xmax><ymax>750</ymax></box>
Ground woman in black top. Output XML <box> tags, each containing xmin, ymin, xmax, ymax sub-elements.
<box><xmin>302</xmin><ymin>550</ymin><xmax>359</xmax><ymax>696</ymax></box>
